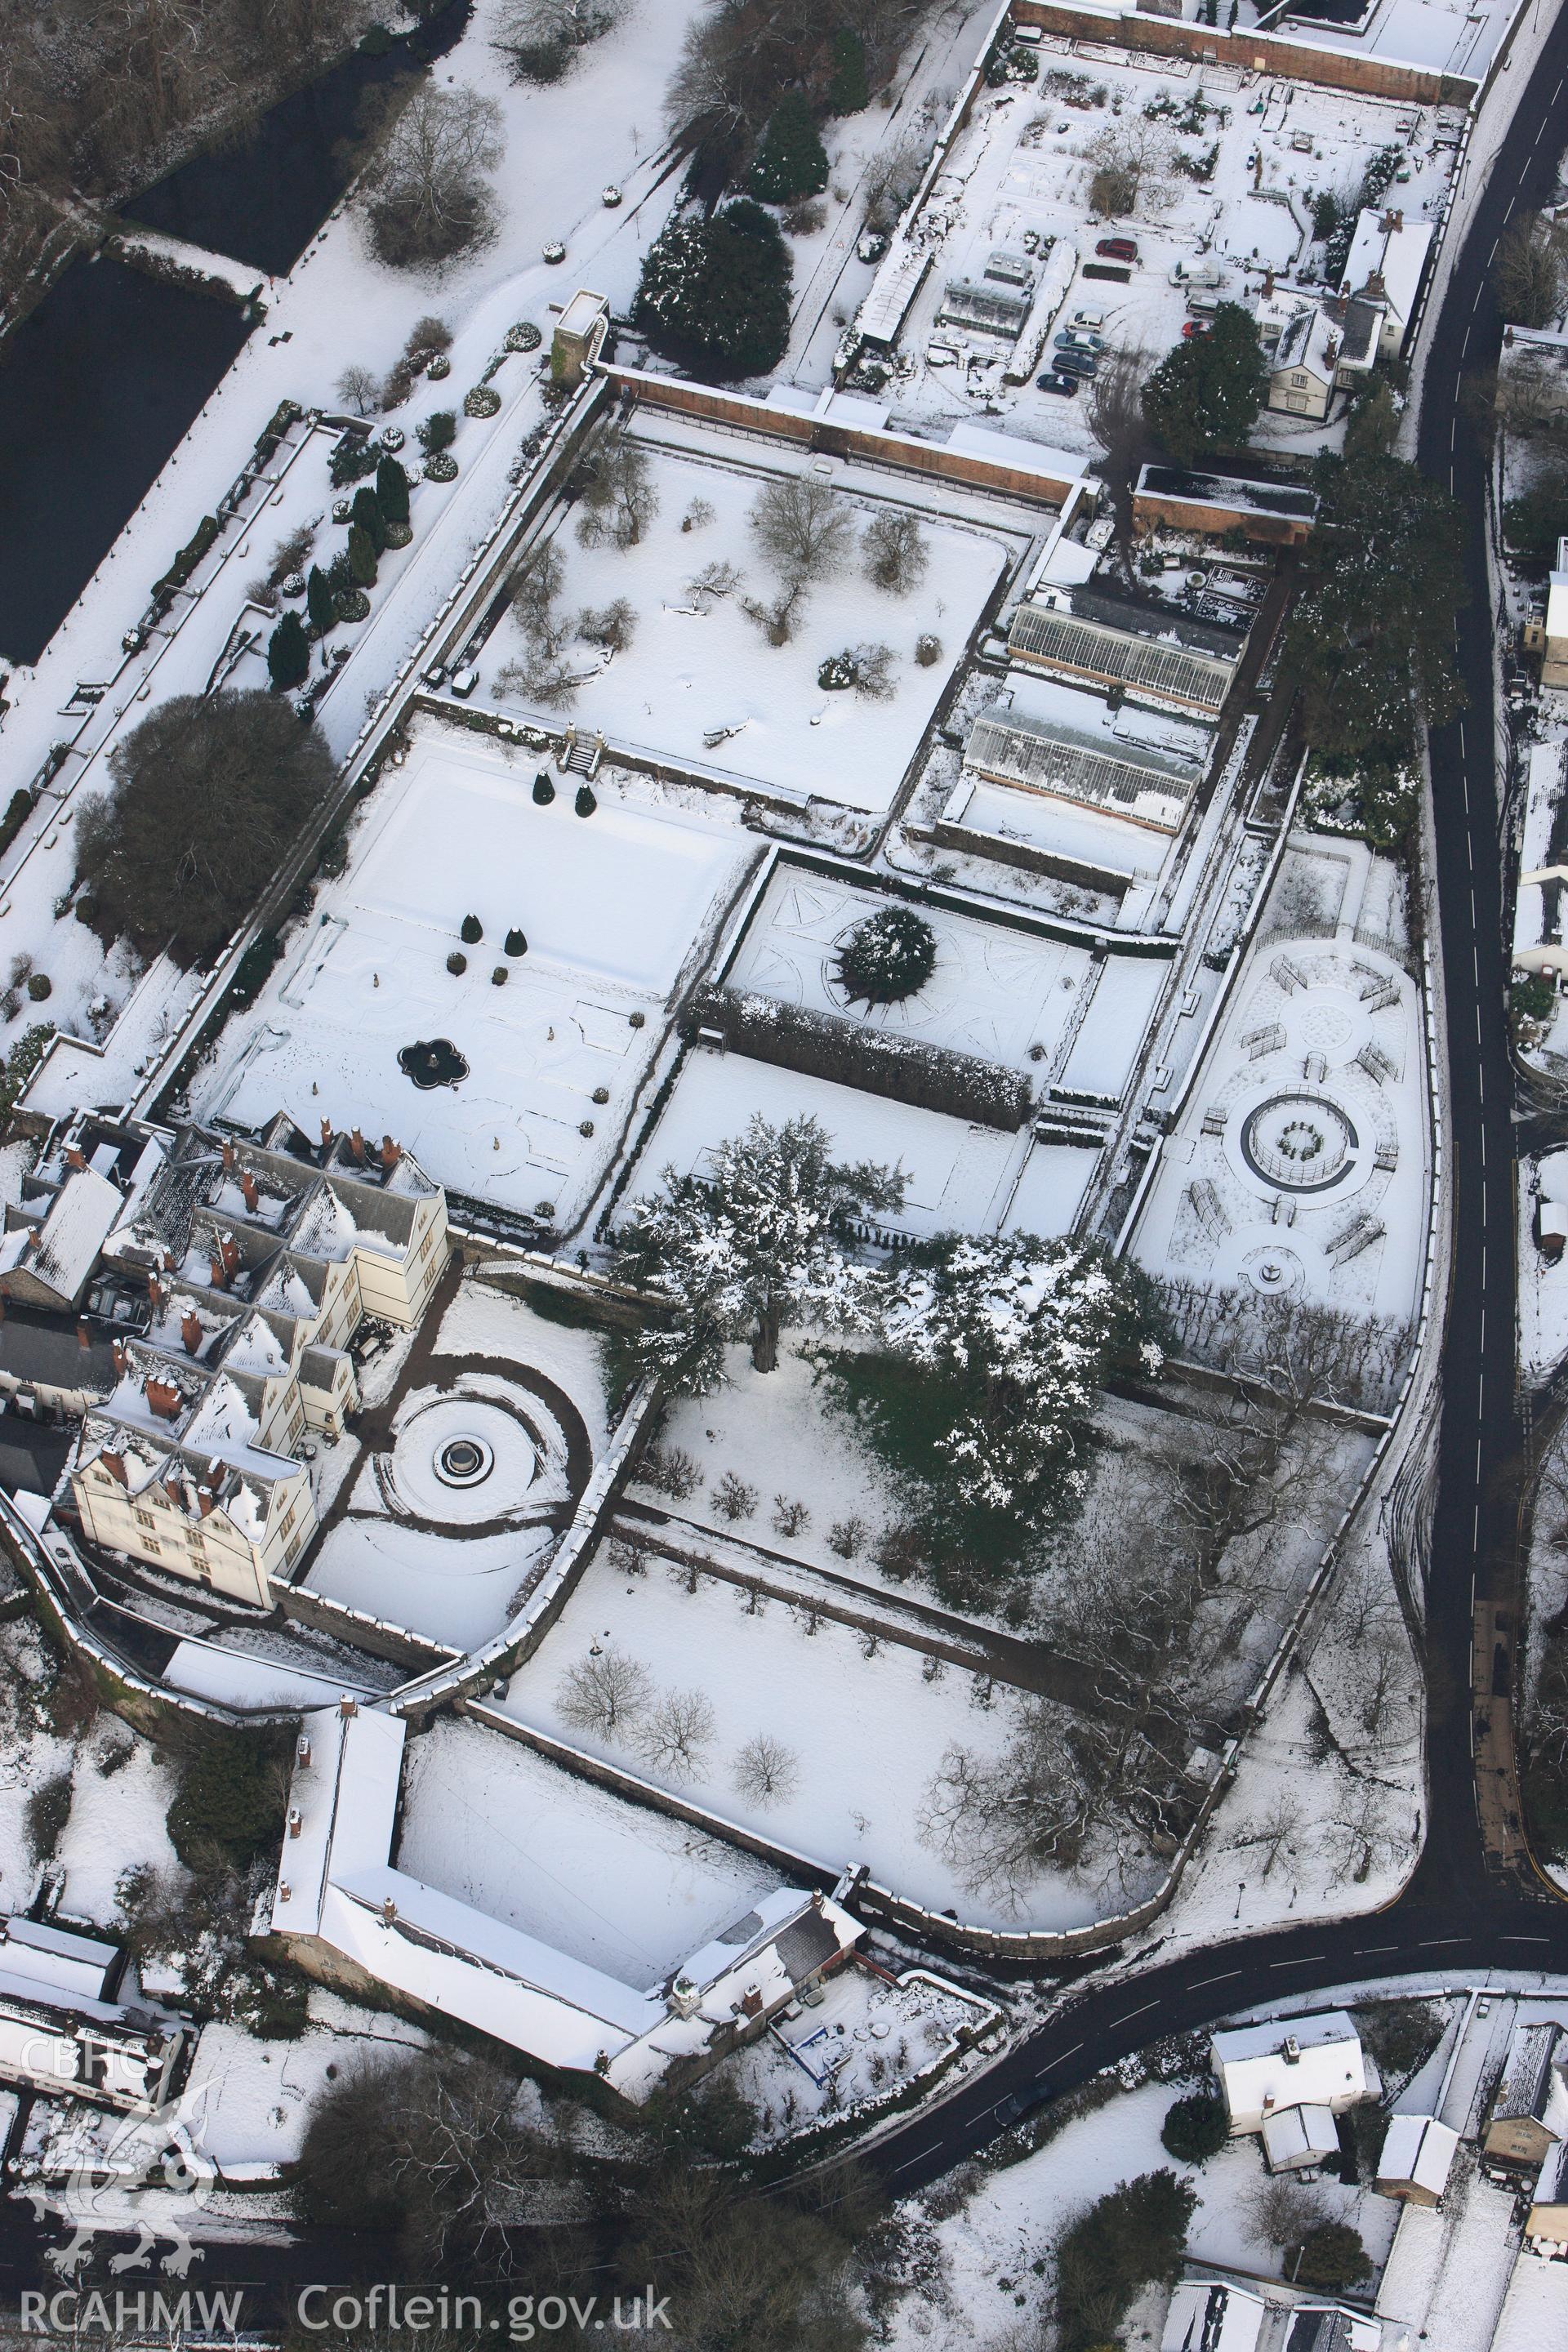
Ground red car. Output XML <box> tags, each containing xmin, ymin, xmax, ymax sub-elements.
<box><xmin>1181</xmin><ymin>318</ymin><xmax>1212</xmax><ymax>337</ymax></box>
<box><xmin>1095</xmin><ymin>236</ymin><xmax>1138</xmax><ymax>262</ymax></box>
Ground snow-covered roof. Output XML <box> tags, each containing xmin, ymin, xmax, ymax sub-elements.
<box><xmin>1212</xmin><ymin>2011</ymin><xmax>1366</xmax><ymax>2130</ymax></box>
<box><xmin>1261</xmin><ymin>2100</ymin><xmax>1339</xmax><ymax>2168</ymax></box>
<box><xmin>0</xmin><ymin>1915</ymin><xmax>119</xmax><ymax>2004</ymax></box>
<box><xmin>276</xmin><ymin>1706</ymin><xmax>862</xmax><ymax>2100</ymax></box>
<box><xmin>1161</xmin><ymin>2279</ymin><xmax>1266</xmax><ymax>2352</ymax></box>
<box><xmin>1377</xmin><ymin>2111</ymin><xmax>1459</xmax><ymax>2198</ymax></box>
<box><xmin>1492</xmin><ymin>2020</ymin><xmax>1568</xmax><ymax>2132</ymax></box>
<box><xmin>1271</xmin><ymin>303</ymin><xmax>1342</xmax><ymax>389</ymax></box>
<box><xmin>1340</xmin><ymin>208</ymin><xmax>1432</xmax><ymax>327</ymax></box>
<box><xmin>2</xmin><ymin>1169</ymin><xmax>122</xmax><ymax>1306</ymax></box>
<box><xmin>1546</xmin><ymin>550</ymin><xmax>1568</xmax><ymax>644</ymax></box>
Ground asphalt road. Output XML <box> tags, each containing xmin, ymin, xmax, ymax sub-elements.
<box><xmin>7</xmin><ymin>22</ymin><xmax>1568</xmax><ymax>2320</ymax></box>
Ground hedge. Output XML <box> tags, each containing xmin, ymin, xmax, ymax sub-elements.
<box><xmin>688</xmin><ymin>985</ymin><xmax>1031</xmax><ymax>1130</ymax></box>
<box><xmin>153</xmin><ymin>514</ymin><xmax>220</xmax><ymax>602</ymax></box>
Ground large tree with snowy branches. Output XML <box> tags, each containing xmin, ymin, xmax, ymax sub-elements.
<box><xmin>821</xmin><ymin>1232</ymin><xmax>1165</xmax><ymax>1549</ymax></box>
<box><xmin>614</xmin><ymin>1113</ymin><xmax>905</xmax><ymax>1386</ymax></box>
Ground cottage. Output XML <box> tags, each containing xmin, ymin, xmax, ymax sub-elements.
<box><xmin>1338</xmin><ymin>208</ymin><xmax>1433</xmax><ymax>363</ymax></box>
<box><xmin>1484</xmin><ymin>2020</ymin><xmax>1568</xmax><ymax>2172</ymax></box>
<box><xmin>1210</xmin><ymin>2011</ymin><xmax>1368</xmax><ymax>2136</ymax></box>
<box><xmin>1266</xmin><ymin>304</ymin><xmax>1340</xmax><ymax>421</ymax></box>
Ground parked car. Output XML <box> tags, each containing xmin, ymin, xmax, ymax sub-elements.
<box><xmin>1052</xmin><ymin>348</ymin><xmax>1098</xmax><ymax>379</ymax></box>
<box><xmin>422</xmin><ymin>662</ymin><xmax>448</xmax><ymax>688</ymax></box>
<box><xmin>448</xmin><ymin>668</ymin><xmax>479</xmax><ymax>699</ymax></box>
<box><xmin>1055</xmin><ymin>328</ymin><xmax>1105</xmax><ymax>354</ymax></box>
<box><xmin>994</xmin><ymin>2083</ymin><xmax>1051</xmax><ymax>2127</ymax></box>
<box><xmin>1072</xmin><ymin>306</ymin><xmax>1106</xmax><ymax>329</ymax></box>
<box><xmin>1035</xmin><ymin>371</ymin><xmax>1080</xmax><ymax>397</ymax></box>
<box><xmin>1181</xmin><ymin>318</ymin><xmax>1213</xmax><ymax>338</ymax></box>
<box><xmin>1187</xmin><ymin>291</ymin><xmax>1223</xmax><ymax>316</ymax></box>
<box><xmin>1095</xmin><ymin>236</ymin><xmax>1138</xmax><ymax>262</ymax></box>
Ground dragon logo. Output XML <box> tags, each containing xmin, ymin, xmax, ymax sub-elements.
<box><xmin>21</xmin><ymin>2077</ymin><xmax>216</xmax><ymax>2278</ymax></box>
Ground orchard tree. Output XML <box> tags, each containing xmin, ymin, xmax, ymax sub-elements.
<box><xmin>1286</xmin><ymin>448</ymin><xmax>1466</xmax><ymax>787</ymax></box>
<box><xmin>748</xmin><ymin>91</ymin><xmax>828</xmax><ymax>204</ymax></box>
<box><xmin>1143</xmin><ymin>302</ymin><xmax>1267</xmax><ymax>464</ymax></box>
<box><xmin>613</xmin><ymin>1112</ymin><xmax>906</xmax><ymax>1383</ymax></box>
<box><xmin>573</xmin><ymin>420</ymin><xmax>659</xmax><ymax>548</ymax></box>
<box><xmin>635</xmin><ymin>198</ymin><xmax>792</xmax><ymax>381</ymax></box>
<box><xmin>77</xmin><ymin>692</ymin><xmax>332</xmax><ymax>963</ymax></box>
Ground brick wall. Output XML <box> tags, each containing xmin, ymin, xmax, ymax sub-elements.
<box><xmin>1011</xmin><ymin>0</ymin><xmax>1477</xmax><ymax>105</ymax></box>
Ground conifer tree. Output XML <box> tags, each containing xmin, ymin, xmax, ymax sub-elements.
<box><xmin>267</xmin><ymin>609</ymin><xmax>310</xmax><ymax>690</ymax></box>
<box><xmin>351</xmin><ymin>484</ymin><xmax>387</xmax><ymax>555</ymax></box>
<box><xmin>748</xmin><ymin>91</ymin><xmax>828</xmax><ymax>205</ymax></box>
<box><xmin>347</xmin><ymin>522</ymin><xmax>379</xmax><ymax>589</ymax></box>
<box><xmin>826</xmin><ymin>28</ymin><xmax>868</xmax><ymax>114</ymax></box>
<box><xmin>305</xmin><ymin>564</ymin><xmax>336</xmax><ymax>636</ymax></box>
<box><xmin>376</xmin><ymin>453</ymin><xmax>411</xmax><ymax>527</ymax></box>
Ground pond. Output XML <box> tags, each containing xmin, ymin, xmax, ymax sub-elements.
<box><xmin>399</xmin><ymin>1036</ymin><xmax>470</xmax><ymax>1089</ymax></box>
<box><xmin>0</xmin><ymin>2</ymin><xmax>471</xmax><ymax>671</ymax></box>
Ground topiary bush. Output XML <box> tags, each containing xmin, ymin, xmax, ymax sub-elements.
<box><xmin>915</xmin><ymin>632</ymin><xmax>943</xmax><ymax>666</ymax></box>
<box><xmin>492</xmin><ymin>964</ymin><xmax>508</xmax><ymax>986</ymax></box>
<box><xmin>505</xmin><ymin>927</ymin><xmax>528</xmax><ymax>956</ymax></box>
<box><xmin>26</xmin><ymin>973</ymin><xmax>51</xmax><ymax>1002</ymax></box>
<box><xmin>1160</xmin><ymin>2091</ymin><xmax>1229</xmax><ymax>2164</ymax></box>
<box><xmin>333</xmin><ymin>587</ymin><xmax>370</xmax><ymax>622</ymax></box>
<box><xmin>267</xmin><ymin>609</ymin><xmax>310</xmax><ymax>690</ymax></box>
<box><xmin>417</xmin><ymin>408</ymin><xmax>457</xmax><ymax>453</ymax></box>
<box><xmin>447</xmin><ymin>951</ymin><xmax>467</xmax><ymax>975</ymax></box>
<box><xmin>425</xmin><ymin>352</ymin><xmax>452</xmax><ymax>381</ymax></box>
<box><xmin>532</xmin><ymin>773</ymin><xmax>555</xmax><ymax>804</ymax></box>
<box><xmin>464</xmin><ymin>385</ymin><xmax>502</xmax><ymax>417</ymax></box>
<box><xmin>506</xmin><ymin>320</ymin><xmax>543</xmax><ymax>352</ymax></box>
<box><xmin>835</xmin><ymin>905</ymin><xmax>937</xmax><ymax>1005</ymax></box>
<box><xmin>423</xmin><ymin>452</ymin><xmax>458</xmax><ymax>483</ymax></box>
<box><xmin>818</xmin><ymin>650</ymin><xmax>857</xmax><ymax>691</ymax></box>
<box><xmin>461</xmin><ymin>913</ymin><xmax>483</xmax><ymax>943</ymax></box>
<box><xmin>575</xmin><ymin>784</ymin><xmax>596</xmax><ymax>817</ymax></box>
<box><xmin>383</xmin><ymin>521</ymin><xmax>413</xmax><ymax>550</ymax></box>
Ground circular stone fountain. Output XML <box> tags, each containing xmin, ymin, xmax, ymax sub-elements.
<box><xmin>385</xmin><ymin>1395</ymin><xmax>540</xmax><ymax>1526</ymax></box>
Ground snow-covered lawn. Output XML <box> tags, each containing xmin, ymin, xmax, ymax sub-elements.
<box><xmin>303</xmin><ymin>1517</ymin><xmax>558</xmax><ymax>1654</ymax></box>
<box><xmin>435</xmin><ymin>1276</ymin><xmax>612</xmax><ymax>1452</ymax></box>
<box><xmin>495</xmin><ymin>1541</ymin><xmax>1111</xmax><ymax>1932</ymax></box>
<box><xmin>197</xmin><ymin>723</ymin><xmax>755</xmax><ymax>1223</ymax></box>
<box><xmin>725</xmin><ymin>865</ymin><xmax>1096</xmax><ymax>1075</ymax></box>
<box><xmin>394</xmin><ymin>1716</ymin><xmax>785</xmax><ymax>1990</ymax></box>
<box><xmin>622</xmin><ymin>1045</ymin><xmax>1033</xmax><ymax>1239</ymax></box>
<box><xmin>883</xmin><ymin>2074</ymin><xmax>1400</xmax><ymax>2352</ymax></box>
<box><xmin>189</xmin><ymin>1999</ymin><xmax>429</xmax><ymax>2172</ymax></box>
<box><xmin>489</xmin><ymin>435</ymin><xmax>1008</xmax><ymax>811</ymax></box>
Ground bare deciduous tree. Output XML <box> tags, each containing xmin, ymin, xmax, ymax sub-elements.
<box><xmin>335</xmin><ymin>363</ymin><xmax>381</xmax><ymax>416</ymax></box>
<box><xmin>573</xmin><ymin>421</ymin><xmax>659</xmax><ymax>549</ymax></box>
<box><xmin>577</xmin><ymin>597</ymin><xmax>637</xmax><ymax>653</ymax></box>
<box><xmin>733</xmin><ymin>1733</ymin><xmax>800</xmax><ymax>1807</ymax></box>
<box><xmin>745</xmin><ymin>475</ymin><xmax>853</xmax><ymax>639</ymax></box>
<box><xmin>359</xmin><ymin>84</ymin><xmax>505</xmax><ymax>270</ymax></box>
<box><xmin>1493</xmin><ymin>212</ymin><xmax>1568</xmax><ymax>331</ymax></box>
<box><xmin>1084</xmin><ymin>346</ymin><xmax>1152</xmax><ymax>570</ymax></box>
<box><xmin>639</xmin><ymin>1687</ymin><xmax>717</xmax><ymax>1780</ymax></box>
<box><xmin>1247</xmin><ymin>2175</ymin><xmax>1330</xmax><ymax>2252</ymax></box>
<box><xmin>494</xmin><ymin>0</ymin><xmax>625</xmax><ymax>81</ymax></box>
<box><xmin>862</xmin><ymin>510</ymin><xmax>929</xmax><ymax>595</ymax></box>
<box><xmin>509</xmin><ymin>540</ymin><xmax>567</xmax><ymax>644</ymax></box>
<box><xmin>556</xmin><ymin>1649</ymin><xmax>654</xmax><ymax>1739</ymax></box>
<box><xmin>1240</xmin><ymin>1788</ymin><xmax>1303</xmax><ymax>1879</ymax></box>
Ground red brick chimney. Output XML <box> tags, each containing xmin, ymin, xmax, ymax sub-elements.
<box><xmin>739</xmin><ymin>1985</ymin><xmax>764</xmax><ymax>2020</ymax></box>
<box><xmin>145</xmin><ymin>1376</ymin><xmax>181</xmax><ymax>1422</ymax></box>
<box><xmin>240</xmin><ymin>1170</ymin><xmax>259</xmax><ymax>1214</ymax></box>
<box><xmin>221</xmin><ymin>1139</ymin><xmax>236</xmax><ymax>1173</ymax></box>
<box><xmin>180</xmin><ymin>1310</ymin><xmax>204</xmax><ymax>1356</ymax></box>
<box><xmin>209</xmin><ymin>1233</ymin><xmax>240</xmax><ymax>1289</ymax></box>
<box><xmin>148</xmin><ymin>1272</ymin><xmax>166</xmax><ymax>1312</ymax></box>
<box><xmin>100</xmin><ymin>1450</ymin><xmax>127</xmax><ymax>1486</ymax></box>
<box><xmin>381</xmin><ymin>1135</ymin><xmax>402</xmax><ymax>1170</ymax></box>
<box><xmin>196</xmin><ymin>1485</ymin><xmax>216</xmax><ymax>1519</ymax></box>
<box><xmin>65</xmin><ymin>1144</ymin><xmax>87</xmax><ymax>1174</ymax></box>
<box><xmin>111</xmin><ymin>1339</ymin><xmax>127</xmax><ymax>1377</ymax></box>
<box><xmin>350</xmin><ymin>1127</ymin><xmax>367</xmax><ymax>1165</ymax></box>
<box><xmin>320</xmin><ymin>1117</ymin><xmax>334</xmax><ymax>1152</ymax></box>
<box><xmin>76</xmin><ymin>1317</ymin><xmax>91</xmax><ymax>1352</ymax></box>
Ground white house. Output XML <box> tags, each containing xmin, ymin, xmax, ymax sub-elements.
<box><xmin>1266</xmin><ymin>303</ymin><xmax>1341</xmax><ymax>421</ymax></box>
<box><xmin>1210</xmin><ymin>2011</ymin><xmax>1369</xmax><ymax>2137</ymax></box>
<box><xmin>270</xmin><ymin>1704</ymin><xmax>864</xmax><ymax>2105</ymax></box>
<box><xmin>1339</xmin><ymin>208</ymin><xmax>1433</xmax><ymax>363</ymax></box>
<box><xmin>1376</xmin><ymin>2112</ymin><xmax>1459</xmax><ymax>2207</ymax></box>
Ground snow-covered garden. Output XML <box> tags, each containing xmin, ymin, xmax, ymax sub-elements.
<box><xmin>483</xmin><ymin>431</ymin><xmax>1012</xmax><ymax>810</ymax></box>
<box><xmin>198</xmin><ymin>724</ymin><xmax>756</xmax><ymax>1223</ymax></box>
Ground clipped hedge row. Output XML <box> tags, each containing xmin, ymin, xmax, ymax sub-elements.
<box><xmin>152</xmin><ymin>513</ymin><xmax>220</xmax><ymax>601</ymax></box>
<box><xmin>688</xmin><ymin>985</ymin><xmax>1031</xmax><ymax>1131</ymax></box>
